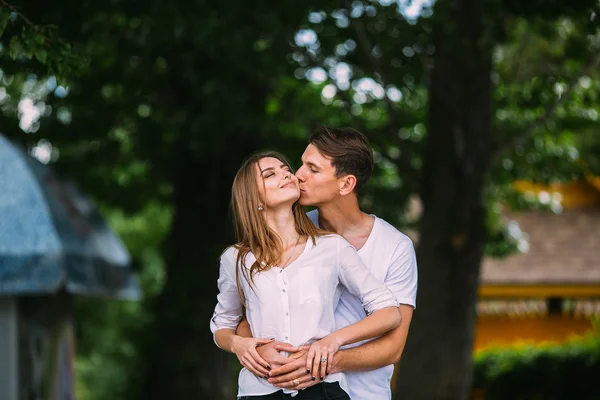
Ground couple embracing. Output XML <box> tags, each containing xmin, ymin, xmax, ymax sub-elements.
<box><xmin>211</xmin><ymin>127</ymin><xmax>418</xmax><ymax>399</ymax></box>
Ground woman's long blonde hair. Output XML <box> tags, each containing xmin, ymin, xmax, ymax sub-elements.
<box><xmin>230</xmin><ymin>151</ymin><xmax>322</xmax><ymax>304</ymax></box>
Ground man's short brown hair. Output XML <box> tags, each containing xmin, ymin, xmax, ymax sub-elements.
<box><xmin>308</xmin><ymin>127</ymin><xmax>374</xmax><ymax>193</ymax></box>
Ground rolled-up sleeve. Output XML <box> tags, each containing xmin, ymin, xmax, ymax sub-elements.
<box><xmin>337</xmin><ymin>238</ymin><xmax>399</xmax><ymax>315</ymax></box>
<box><xmin>385</xmin><ymin>237</ymin><xmax>418</xmax><ymax>309</ymax></box>
<box><xmin>209</xmin><ymin>249</ymin><xmax>243</xmax><ymax>347</ymax></box>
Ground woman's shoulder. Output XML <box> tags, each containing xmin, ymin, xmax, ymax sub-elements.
<box><xmin>220</xmin><ymin>245</ymin><xmax>241</xmax><ymax>265</ymax></box>
<box><xmin>220</xmin><ymin>245</ymin><xmax>256</xmax><ymax>268</ymax></box>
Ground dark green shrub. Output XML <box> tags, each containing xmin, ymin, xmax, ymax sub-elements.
<box><xmin>474</xmin><ymin>332</ymin><xmax>600</xmax><ymax>400</ymax></box>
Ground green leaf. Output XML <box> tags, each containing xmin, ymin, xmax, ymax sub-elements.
<box><xmin>35</xmin><ymin>48</ymin><xmax>48</xmax><ymax>64</ymax></box>
<box><xmin>9</xmin><ymin>35</ymin><xmax>23</xmax><ymax>60</ymax></box>
<box><xmin>33</xmin><ymin>32</ymin><xmax>45</xmax><ymax>45</ymax></box>
<box><xmin>0</xmin><ymin>10</ymin><xmax>10</xmax><ymax>37</ymax></box>
<box><xmin>265</xmin><ymin>98</ymin><xmax>280</xmax><ymax>115</ymax></box>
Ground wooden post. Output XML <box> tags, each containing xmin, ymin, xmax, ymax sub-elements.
<box><xmin>18</xmin><ymin>292</ymin><xmax>76</xmax><ymax>400</ymax></box>
<box><xmin>0</xmin><ymin>297</ymin><xmax>19</xmax><ymax>400</ymax></box>
<box><xmin>0</xmin><ymin>293</ymin><xmax>75</xmax><ymax>399</ymax></box>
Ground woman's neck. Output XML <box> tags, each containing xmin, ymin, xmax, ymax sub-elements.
<box><xmin>265</xmin><ymin>206</ymin><xmax>299</xmax><ymax>247</ymax></box>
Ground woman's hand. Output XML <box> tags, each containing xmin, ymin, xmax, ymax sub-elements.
<box><xmin>306</xmin><ymin>335</ymin><xmax>343</xmax><ymax>380</ymax></box>
<box><xmin>231</xmin><ymin>336</ymin><xmax>274</xmax><ymax>377</ymax></box>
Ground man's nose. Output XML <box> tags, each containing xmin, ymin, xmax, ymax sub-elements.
<box><xmin>295</xmin><ymin>167</ymin><xmax>305</xmax><ymax>182</ymax></box>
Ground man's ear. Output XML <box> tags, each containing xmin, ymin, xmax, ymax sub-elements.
<box><xmin>338</xmin><ymin>175</ymin><xmax>357</xmax><ymax>196</ymax></box>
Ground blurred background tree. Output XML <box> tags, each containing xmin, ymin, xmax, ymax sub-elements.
<box><xmin>1</xmin><ymin>0</ymin><xmax>599</xmax><ymax>399</ymax></box>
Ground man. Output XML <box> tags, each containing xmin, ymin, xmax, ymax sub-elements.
<box><xmin>237</xmin><ymin>127</ymin><xmax>417</xmax><ymax>399</ymax></box>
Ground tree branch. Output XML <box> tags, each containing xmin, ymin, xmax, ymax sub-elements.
<box><xmin>334</xmin><ymin>86</ymin><xmax>420</xmax><ymax>192</ymax></box>
<box><xmin>508</xmin><ymin>30</ymin><xmax>532</xmax><ymax>83</ymax></box>
<box><xmin>295</xmin><ymin>5</ymin><xmax>421</xmax><ymax>189</ymax></box>
<box><xmin>347</xmin><ymin>9</ymin><xmax>420</xmax><ymax>188</ymax></box>
<box><xmin>0</xmin><ymin>0</ymin><xmax>38</xmax><ymax>31</ymax></box>
<box><xmin>350</xmin><ymin>13</ymin><xmax>403</xmax><ymax>130</ymax></box>
<box><xmin>491</xmin><ymin>53</ymin><xmax>600</xmax><ymax>160</ymax></box>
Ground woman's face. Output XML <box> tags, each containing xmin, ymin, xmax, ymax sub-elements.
<box><xmin>255</xmin><ymin>157</ymin><xmax>300</xmax><ymax>209</ymax></box>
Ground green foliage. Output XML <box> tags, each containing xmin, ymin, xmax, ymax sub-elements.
<box><xmin>491</xmin><ymin>15</ymin><xmax>600</xmax><ymax>186</ymax></box>
<box><xmin>483</xmin><ymin>10</ymin><xmax>600</xmax><ymax>259</ymax></box>
<box><xmin>0</xmin><ymin>2</ymin><xmax>88</xmax><ymax>80</ymax></box>
<box><xmin>74</xmin><ymin>202</ymin><xmax>171</xmax><ymax>400</ymax></box>
<box><xmin>483</xmin><ymin>198</ymin><xmax>521</xmax><ymax>258</ymax></box>
<box><xmin>473</xmin><ymin>330</ymin><xmax>600</xmax><ymax>400</ymax></box>
<box><xmin>578</xmin><ymin>132</ymin><xmax>600</xmax><ymax>175</ymax></box>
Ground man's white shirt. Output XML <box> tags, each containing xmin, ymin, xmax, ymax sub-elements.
<box><xmin>308</xmin><ymin>210</ymin><xmax>418</xmax><ymax>400</ymax></box>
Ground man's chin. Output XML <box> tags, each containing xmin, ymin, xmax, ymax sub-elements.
<box><xmin>298</xmin><ymin>196</ymin><xmax>315</xmax><ymax>207</ymax></box>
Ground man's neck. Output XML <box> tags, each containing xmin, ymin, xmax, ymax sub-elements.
<box><xmin>316</xmin><ymin>196</ymin><xmax>372</xmax><ymax>238</ymax></box>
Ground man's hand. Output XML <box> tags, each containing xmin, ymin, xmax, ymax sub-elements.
<box><xmin>255</xmin><ymin>341</ymin><xmax>299</xmax><ymax>371</ymax></box>
<box><xmin>268</xmin><ymin>347</ymin><xmax>320</xmax><ymax>390</ymax></box>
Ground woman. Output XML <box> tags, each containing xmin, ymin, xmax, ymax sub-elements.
<box><xmin>210</xmin><ymin>152</ymin><xmax>401</xmax><ymax>399</ymax></box>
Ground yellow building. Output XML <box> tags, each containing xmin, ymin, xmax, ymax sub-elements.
<box><xmin>475</xmin><ymin>177</ymin><xmax>600</xmax><ymax>351</ymax></box>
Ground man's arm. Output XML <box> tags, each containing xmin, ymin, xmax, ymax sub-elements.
<box><xmin>268</xmin><ymin>304</ymin><xmax>412</xmax><ymax>389</ymax></box>
<box><xmin>236</xmin><ymin>317</ymin><xmax>253</xmax><ymax>338</ymax></box>
<box><xmin>331</xmin><ymin>236</ymin><xmax>417</xmax><ymax>372</ymax></box>
<box><xmin>330</xmin><ymin>304</ymin><xmax>413</xmax><ymax>373</ymax></box>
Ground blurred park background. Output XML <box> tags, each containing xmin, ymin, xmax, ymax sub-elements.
<box><xmin>1</xmin><ymin>0</ymin><xmax>600</xmax><ymax>399</ymax></box>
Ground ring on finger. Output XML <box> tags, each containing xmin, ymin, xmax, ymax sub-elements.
<box><xmin>320</xmin><ymin>356</ymin><xmax>327</xmax><ymax>363</ymax></box>
<box><xmin>292</xmin><ymin>378</ymin><xmax>300</xmax><ymax>386</ymax></box>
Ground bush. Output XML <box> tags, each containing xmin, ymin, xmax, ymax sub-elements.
<box><xmin>473</xmin><ymin>332</ymin><xmax>600</xmax><ymax>400</ymax></box>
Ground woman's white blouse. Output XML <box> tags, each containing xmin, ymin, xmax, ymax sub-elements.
<box><xmin>210</xmin><ymin>234</ymin><xmax>399</xmax><ymax>397</ymax></box>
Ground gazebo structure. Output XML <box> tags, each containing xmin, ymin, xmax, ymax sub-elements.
<box><xmin>475</xmin><ymin>178</ymin><xmax>600</xmax><ymax>351</ymax></box>
<box><xmin>0</xmin><ymin>135</ymin><xmax>139</xmax><ymax>399</ymax></box>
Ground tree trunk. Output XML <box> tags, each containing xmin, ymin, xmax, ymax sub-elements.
<box><xmin>140</xmin><ymin>138</ymin><xmax>258</xmax><ymax>399</ymax></box>
<box><xmin>395</xmin><ymin>0</ymin><xmax>495</xmax><ymax>399</ymax></box>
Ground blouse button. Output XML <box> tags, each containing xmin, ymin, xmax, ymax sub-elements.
<box><xmin>282</xmin><ymin>289</ymin><xmax>286</xmax><ymax>293</ymax></box>
<box><xmin>285</xmin><ymin>312</ymin><xmax>289</xmax><ymax>316</ymax></box>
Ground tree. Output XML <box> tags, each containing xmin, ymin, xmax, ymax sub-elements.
<box><xmin>399</xmin><ymin>1</ymin><xmax>599</xmax><ymax>398</ymax></box>
<box><xmin>393</xmin><ymin>1</ymin><xmax>495</xmax><ymax>397</ymax></box>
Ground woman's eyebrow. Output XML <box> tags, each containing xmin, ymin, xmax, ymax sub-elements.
<box><xmin>260</xmin><ymin>167</ymin><xmax>275</xmax><ymax>173</ymax></box>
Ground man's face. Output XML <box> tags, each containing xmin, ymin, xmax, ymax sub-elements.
<box><xmin>295</xmin><ymin>144</ymin><xmax>341</xmax><ymax>207</ymax></box>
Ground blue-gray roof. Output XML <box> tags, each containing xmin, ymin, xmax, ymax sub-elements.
<box><xmin>0</xmin><ymin>135</ymin><xmax>139</xmax><ymax>299</ymax></box>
